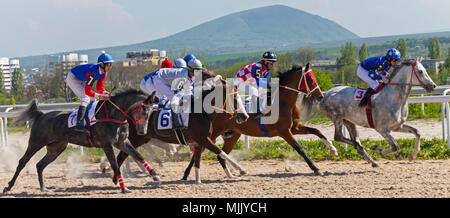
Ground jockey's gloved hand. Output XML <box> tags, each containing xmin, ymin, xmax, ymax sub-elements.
<box><xmin>381</xmin><ymin>76</ymin><xmax>389</xmax><ymax>84</ymax></box>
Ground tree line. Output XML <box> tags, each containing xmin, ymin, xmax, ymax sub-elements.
<box><xmin>5</xmin><ymin>36</ymin><xmax>448</xmax><ymax>105</ymax></box>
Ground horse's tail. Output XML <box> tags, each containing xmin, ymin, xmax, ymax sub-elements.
<box><xmin>13</xmin><ymin>99</ymin><xmax>43</xmax><ymax>126</ymax></box>
<box><xmin>298</xmin><ymin>94</ymin><xmax>320</xmax><ymax>122</ymax></box>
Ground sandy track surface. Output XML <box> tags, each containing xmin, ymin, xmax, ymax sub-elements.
<box><xmin>0</xmin><ymin>119</ymin><xmax>448</xmax><ymax>198</ymax></box>
<box><xmin>0</xmin><ymin>159</ymin><xmax>449</xmax><ymax>198</ymax></box>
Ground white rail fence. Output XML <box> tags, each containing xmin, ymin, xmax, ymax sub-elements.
<box><xmin>1</xmin><ymin>87</ymin><xmax>450</xmax><ymax>151</ymax></box>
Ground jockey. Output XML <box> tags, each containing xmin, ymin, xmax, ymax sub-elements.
<box><xmin>140</xmin><ymin>58</ymin><xmax>203</xmax><ymax>128</ymax></box>
<box><xmin>173</xmin><ymin>58</ymin><xmax>187</xmax><ymax>68</ymax></box>
<box><xmin>357</xmin><ymin>48</ymin><xmax>401</xmax><ymax>107</ymax></box>
<box><xmin>234</xmin><ymin>51</ymin><xmax>277</xmax><ymax>118</ymax></box>
<box><xmin>184</xmin><ymin>54</ymin><xmax>196</xmax><ymax>64</ymax></box>
<box><xmin>160</xmin><ymin>57</ymin><xmax>173</xmax><ymax>68</ymax></box>
<box><xmin>66</xmin><ymin>51</ymin><xmax>113</xmax><ymax>133</ymax></box>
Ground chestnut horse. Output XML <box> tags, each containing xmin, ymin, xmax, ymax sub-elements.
<box><xmin>182</xmin><ymin>63</ymin><xmax>338</xmax><ymax>178</ymax></box>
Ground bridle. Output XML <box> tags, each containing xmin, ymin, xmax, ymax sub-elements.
<box><xmin>387</xmin><ymin>62</ymin><xmax>424</xmax><ymax>87</ymax></box>
<box><xmin>280</xmin><ymin>68</ymin><xmax>319</xmax><ymax>97</ymax></box>
<box><xmin>94</xmin><ymin>99</ymin><xmax>153</xmax><ymax>125</ymax></box>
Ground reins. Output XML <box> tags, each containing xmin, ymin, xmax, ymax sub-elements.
<box><xmin>280</xmin><ymin>68</ymin><xmax>318</xmax><ymax>97</ymax></box>
<box><xmin>92</xmin><ymin>99</ymin><xmax>153</xmax><ymax>125</ymax></box>
<box><xmin>387</xmin><ymin>63</ymin><xmax>423</xmax><ymax>87</ymax></box>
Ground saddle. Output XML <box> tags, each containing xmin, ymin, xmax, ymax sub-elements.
<box><xmin>67</xmin><ymin>101</ymin><xmax>99</xmax><ymax>128</ymax></box>
<box><xmin>354</xmin><ymin>84</ymin><xmax>385</xmax><ymax>128</ymax></box>
<box><xmin>151</xmin><ymin>104</ymin><xmax>190</xmax><ymax>146</ymax></box>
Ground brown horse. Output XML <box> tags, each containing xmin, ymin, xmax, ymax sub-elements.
<box><xmin>115</xmin><ymin>70</ymin><xmax>250</xmax><ymax>184</ymax></box>
<box><xmin>182</xmin><ymin>63</ymin><xmax>338</xmax><ymax>178</ymax></box>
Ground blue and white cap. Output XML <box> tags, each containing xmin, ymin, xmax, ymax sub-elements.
<box><xmin>97</xmin><ymin>51</ymin><xmax>114</xmax><ymax>64</ymax></box>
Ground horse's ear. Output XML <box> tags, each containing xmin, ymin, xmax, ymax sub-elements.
<box><xmin>147</xmin><ymin>91</ymin><xmax>158</xmax><ymax>104</ymax></box>
<box><xmin>306</xmin><ymin>63</ymin><xmax>311</xmax><ymax>70</ymax></box>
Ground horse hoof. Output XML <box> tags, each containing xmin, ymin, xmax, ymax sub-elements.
<box><xmin>40</xmin><ymin>187</ymin><xmax>47</xmax><ymax>192</ymax></box>
<box><xmin>121</xmin><ymin>188</ymin><xmax>132</xmax><ymax>194</ymax></box>
<box><xmin>152</xmin><ymin>175</ymin><xmax>161</xmax><ymax>182</ymax></box>
<box><xmin>195</xmin><ymin>180</ymin><xmax>202</xmax><ymax>184</ymax></box>
<box><xmin>314</xmin><ymin>171</ymin><xmax>324</xmax><ymax>176</ymax></box>
<box><xmin>330</xmin><ymin>150</ymin><xmax>339</xmax><ymax>156</ymax></box>
<box><xmin>408</xmin><ymin>154</ymin><xmax>415</xmax><ymax>161</ymax></box>
<box><xmin>3</xmin><ymin>187</ymin><xmax>10</xmax><ymax>193</ymax></box>
<box><xmin>372</xmin><ymin>163</ymin><xmax>380</xmax><ymax>168</ymax></box>
<box><xmin>240</xmin><ymin>170</ymin><xmax>247</xmax><ymax>176</ymax></box>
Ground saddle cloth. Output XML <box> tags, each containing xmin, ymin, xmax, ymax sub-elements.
<box><xmin>157</xmin><ymin>109</ymin><xmax>189</xmax><ymax>130</ymax></box>
<box><xmin>68</xmin><ymin>101</ymin><xmax>99</xmax><ymax>128</ymax></box>
<box><xmin>354</xmin><ymin>88</ymin><xmax>381</xmax><ymax>101</ymax></box>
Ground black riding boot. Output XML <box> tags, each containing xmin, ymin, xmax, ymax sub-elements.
<box><xmin>252</xmin><ymin>96</ymin><xmax>264</xmax><ymax>119</ymax></box>
<box><xmin>171</xmin><ymin>111</ymin><xmax>184</xmax><ymax>129</ymax></box>
<box><xmin>73</xmin><ymin>105</ymin><xmax>89</xmax><ymax>133</ymax></box>
<box><xmin>359</xmin><ymin>88</ymin><xmax>374</xmax><ymax>108</ymax></box>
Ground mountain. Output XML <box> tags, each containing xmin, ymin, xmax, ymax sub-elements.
<box><xmin>17</xmin><ymin>5</ymin><xmax>359</xmax><ymax>70</ymax></box>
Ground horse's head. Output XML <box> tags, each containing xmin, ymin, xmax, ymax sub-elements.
<box><xmin>279</xmin><ymin>63</ymin><xmax>323</xmax><ymax>103</ymax></box>
<box><xmin>300</xmin><ymin>63</ymin><xmax>323</xmax><ymax>102</ymax></box>
<box><xmin>129</xmin><ymin>91</ymin><xmax>158</xmax><ymax>136</ymax></box>
<box><xmin>391</xmin><ymin>58</ymin><xmax>436</xmax><ymax>92</ymax></box>
<box><xmin>195</xmin><ymin>71</ymin><xmax>249</xmax><ymax>124</ymax></box>
<box><xmin>410</xmin><ymin>58</ymin><xmax>436</xmax><ymax>92</ymax></box>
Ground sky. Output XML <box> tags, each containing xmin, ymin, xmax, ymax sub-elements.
<box><xmin>1</xmin><ymin>0</ymin><xmax>450</xmax><ymax>57</ymax></box>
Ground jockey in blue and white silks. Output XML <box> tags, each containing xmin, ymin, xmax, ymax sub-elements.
<box><xmin>140</xmin><ymin>59</ymin><xmax>203</xmax><ymax>128</ymax></box>
<box><xmin>357</xmin><ymin>48</ymin><xmax>401</xmax><ymax>107</ymax></box>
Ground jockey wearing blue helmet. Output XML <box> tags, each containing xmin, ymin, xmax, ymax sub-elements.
<box><xmin>357</xmin><ymin>48</ymin><xmax>401</xmax><ymax>107</ymax></box>
<box><xmin>184</xmin><ymin>54</ymin><xmax>196</xmax><ymax>64</ymax></box>
<box><xmin>66</xmin><ymin>51</ymin><xmax>114</xmax><ymax>133</ymax></box>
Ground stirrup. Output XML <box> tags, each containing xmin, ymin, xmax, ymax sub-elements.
<box><xmin>72</xmin><ymin>125</ymin><xmax>90</xmax><ymax>134</ymax></box>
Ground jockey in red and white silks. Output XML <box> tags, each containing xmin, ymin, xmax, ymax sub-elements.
<box><xmin>234</xmin><ymin>51</ymin><xmax>277</xmax><ymax>118</ymax></box>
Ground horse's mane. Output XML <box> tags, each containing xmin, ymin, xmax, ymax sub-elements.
<box><xmin>111</xmin><ymin>88</ymin><xmax>146</xmax><ymax>101</ymax></box>
<box><xmin>278</xmin><ymin>64</ymin><xmax>302</xmax><ymax>85</ymax></box>
<box><xmin>390</xmin><ymin>59</ymin><xmax>416</xmax><ymax>78</ymax></box>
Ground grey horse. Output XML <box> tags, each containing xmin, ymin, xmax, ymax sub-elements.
<box><xmin>318</xmin><ymin>58</ymin><xmax>436</xmax><ymax>167</ymax></box>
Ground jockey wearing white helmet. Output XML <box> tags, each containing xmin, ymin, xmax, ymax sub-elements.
<box><xmin>139</xmin><ymin>58</ymin><xmax>203</xmax><ymax>128</ymax></box>
<box><xmin>173</xmin><ymin>58</ymin><xmax>187</xmax><ymax>68</ymax></box>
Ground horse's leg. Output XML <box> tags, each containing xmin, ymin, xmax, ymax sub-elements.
<box><xmin>217</xmin><ymin>131</ymin><xmax>242</xmax><ymax>178</ymax></box>
<box><xmin>143</xmin><ymin>143</ymin><xmax>165</xmax><ymax>167</ymax></box>
<box><xmin>291</xmin><ymin>124</ymin><xmax>338</xmax><ymax>156</ymax></box>
<box><xmin>372</xmin><ymin>128</ymin><xmax>401</xmax><ymax>157</ymax></box>
<box><xmin>182</xmin><ymin>154</ymin><xmax>195</xmax><ymax>181</ymax></box>
<box><xmin>199</xmin><ymin>136</ymin><xmax>247</xmax><ymax>176</ymax></box>
<box><xmin>334</xmin><ymin>118</ymin><xmax>379</xmax><ymax>167</ymax></box>
<box><xmin>391</xmin><ymin>124</ymin><xmax>421</xmax><ymax>161</ymax></box>
<box><xmin>279</xmin><ymin>130</ymin><xmax>323</xmax><ymax>176</ymax></box>
<box><xmin>103</xmin><ymin>142</ymin><xmax>131</xmax><ymax>194</ymax></box>
<box><xmin>193</xmin><ymin>145</ymin><xmax>204</xmax><ymax>184</ymax></box>
<box><xmin>36</xmin><ymin>141</ymin><xmax>68</xmax><ymax>192</ymax></box>
<box><xmin>3</xmin><ymin>141</ymin><xmax>46</xmax><ymax>193</ymax></box>
<box><xmin>115</xmin><ymin>139</ymin><xmax>161</xmax><ymax>183</ymax></box>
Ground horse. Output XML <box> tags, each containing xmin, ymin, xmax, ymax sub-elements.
<box><xmin>114</xmin><ymin>70</ymin><xmax>250</xmax><ymax>184</ymax></box>
<box><xmin>3</xmin><ymin>89</ymin><xmax>159</xmax><ymax>194</ymax></box>
<box><xmin>318</xmin><ymin>58</ymin><xmax>436</xmax><ymax>167</ymax></box>
<box><xmin>182</xmin><ymin>63</ymin><xmax>338</xmax><ymax>179</ymax></box>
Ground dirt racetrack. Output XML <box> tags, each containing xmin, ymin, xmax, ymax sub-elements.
<box><xmin>0</xmin><ymin>119</ymin><xmax>449</xmax><ymax>198</ymax></box>
<box><xmin>0</xmin><ymin>158</ymin><xmax>449</xmax><ymax>198</ymax></box>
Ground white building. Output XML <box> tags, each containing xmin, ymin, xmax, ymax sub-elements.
<box><xmin>45</xmin><ymin>53</ymin><xmax>88</xmax><ymax>79</ymax></box>
<box><xmin>0</xmin><ymin>57</ymin><xmax>20</xmax><ymax>91</ymax></box>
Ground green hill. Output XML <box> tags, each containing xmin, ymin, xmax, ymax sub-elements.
<box><xmin>17</xmin><ymin>5</ymin><xmax>358</xmax><ymax>70</ymax></box>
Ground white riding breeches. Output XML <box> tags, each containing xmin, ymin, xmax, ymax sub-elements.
<box><xmin>357</xmin><ymin>64</ymin><xmax>380</xmax><ymax>89</ymax></box>
<box><xmin>66</xmin><ymin>72</ymin><xmax>95</xmax><ymax>107</ymax></box>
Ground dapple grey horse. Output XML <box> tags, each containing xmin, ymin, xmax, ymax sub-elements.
<box><xmin>319</xmin><ymin>58</ymin><xmax>436</xmax><ymax>167</ymax></box>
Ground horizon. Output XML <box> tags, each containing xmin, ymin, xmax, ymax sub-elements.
<box><xmin>1</xmin><ymin>0</ymin><xmax>450</xmax><ymax>58</ymax></box>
